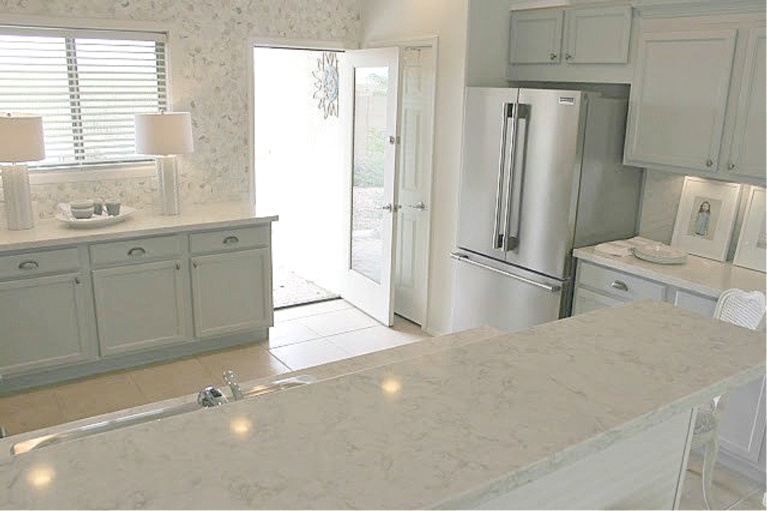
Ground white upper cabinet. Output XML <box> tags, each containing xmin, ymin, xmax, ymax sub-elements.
<box><xmin>509</xmin><ymin>9</ymin><xmax>564</xmax><ymax>64</ymax></box>
<box><xmin>624</xmin><ymin>29</ymin><xmax>737</xmax><ymax>172</ymax></box>
<box><xmin>509</xmin><ymin>6</ymin><xmax>632</xmax><ymax>67</ymax></box>
<box><xmin>725</xmin><ymin>27</ymin><xmax>766</xmax><ymax>180</ymax></box>
<box><xmin>564</xmin><ymin>6</ymin><xmax>632</xmax><ymax>64</ymax></box>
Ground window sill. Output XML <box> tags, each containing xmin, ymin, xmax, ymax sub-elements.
<box><xmin>27</xmin><ymin>162</ymin><xmax>157</xmax><ymax>185</ymax></box>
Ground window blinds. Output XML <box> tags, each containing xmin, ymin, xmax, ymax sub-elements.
<box><xmin>0</xmin><ymin>27</ymin><xmax>167</xmax><ymax>169</ymax></box>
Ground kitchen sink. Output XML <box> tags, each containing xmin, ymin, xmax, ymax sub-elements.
<box><xmin>11</xmin><ymin>374</ymin><xmax>316</xmax><ymax>455</ymax></box>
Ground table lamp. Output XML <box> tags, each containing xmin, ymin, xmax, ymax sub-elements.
<box><xmin>135</xmin><ymin>112</ymin><xmax>194</xmax><ymax>215</ymax></box>
<box><xmin>0</xmin><ymin>113</ymin><xmax>45</xmax><ymax>230</ymax></box>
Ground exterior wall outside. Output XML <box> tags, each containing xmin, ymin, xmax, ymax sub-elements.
<box><xmin>0</xmin><ymin>0</ymin><xmax>361</xmax><ymax>217</ymax></box>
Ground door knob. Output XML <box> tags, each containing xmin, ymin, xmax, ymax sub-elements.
<box><xmin>408</xmin><ymin>201</ymin><xmax>427</xmax><ymax>210</ymax></box>
<box><xmin>381</xmin><ymin>204</ymin><xmax>393</xmax><ymax>212</ymax></box>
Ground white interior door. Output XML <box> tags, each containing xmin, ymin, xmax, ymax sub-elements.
<box><xmin>394</xmin><ymin>45</ymin><xmax>435</xmax><ymax>326</ymax></box>
<box><xmin>341</xmin><ymin>47</ymin><xmax>401</xmax><ymax>326</ymax></box>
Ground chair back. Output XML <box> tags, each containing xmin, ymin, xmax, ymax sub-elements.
<box><xmin>714</xmin><ymin>289</ymin><xmax>766</xmax><ymax>330</ymax></box>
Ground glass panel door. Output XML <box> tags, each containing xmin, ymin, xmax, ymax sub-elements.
<box><xmin>341</xmin><ymin>48</ymin><xmax>400</xmax><ymax>325</ymax></box>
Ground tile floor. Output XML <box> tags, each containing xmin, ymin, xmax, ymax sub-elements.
<box><xmin>1</xmin><ymin>299</ymin><xmax>764</xmax><ymax>509</ymax></box>
<box><xmin>0</xmin><ymin>299</ymin><xmax>427</xmax><ymax>437</ymax></box>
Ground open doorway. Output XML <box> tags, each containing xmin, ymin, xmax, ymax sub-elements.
<box><xmin>253</xmin><ymin>42</ymin><xmax>436</xmax><ymax>330</ymax></box>
<box><xmin>253</xmin><ymin>47</ymin><xmax>345</xmax><ymax>309</ymax></box>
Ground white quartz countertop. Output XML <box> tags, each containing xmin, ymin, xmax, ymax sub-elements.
<box><xmin>574</xmin><ymin>245</ymin><xmax>767</xmax><ymax>298</ymax></box>
<box><xmin>0</xmin><ymin>201</ymin><xmax>277</xmax><ymax>253</ymax></box>
<box><xmin>0</xmin><ymin>301</ymin><xmax>763</xmax><ymax>509</ymax></box>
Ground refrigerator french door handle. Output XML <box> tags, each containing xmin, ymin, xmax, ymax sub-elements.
<box><xmin>492</xmin><ymin>103</ymin><xmax>514</xmax><ymax>250</ymax></box>
<box><xmin>450</xmin><ymin>252</ymin><xmax>561</xmax><ymax>293</ymax></box>
<box><xmin>503</xmin><ymin>103</ymin><xmax>529</xmax><ymax>252</ymax></box>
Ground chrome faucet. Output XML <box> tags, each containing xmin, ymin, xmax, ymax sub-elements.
<box><xmin>223</xmin><ymin>370</ymin><xmax>244</xmax><ymax>401</ymax></box>
<box><xmin>197</xmin><ymin>385</ymin><xmax>228</xmax><ymax>407</ymax></box>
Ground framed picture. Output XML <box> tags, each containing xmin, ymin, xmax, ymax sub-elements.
<box><xmin>671</xmin><ymin>177</ymin><xmax>741</xmax><ymax>261</ymax></box>
<box><xmin>733</xmin><ymin>186</ymin><xmax>766</xmax><ymax>273</ymax></box>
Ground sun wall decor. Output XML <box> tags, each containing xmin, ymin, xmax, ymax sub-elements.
<box><xmin>312</xmin><ymin>51</ymin><xmax>339</xmax><ymax>119</ymax></box>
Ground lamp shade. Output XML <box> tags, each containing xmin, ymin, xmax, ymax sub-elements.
<box><xmin>135</xmin><ymin>112</ymin><xmax>194</xmax><ymax>156</ymax></box>
<box><xmin>0</xmin><ymin>113</ymin><xmax>45</xmax><ymax>163</ymax></box>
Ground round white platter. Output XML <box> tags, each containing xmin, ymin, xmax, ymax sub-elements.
<box><xmin>633</xmin><ymin>244</ymin><xmax>688</xmax><ymax>265</ymax></box>
<box><xmin>56</xmin><ymin>205</ymin><xmax>136</xmax><ymax>229</ymax></box>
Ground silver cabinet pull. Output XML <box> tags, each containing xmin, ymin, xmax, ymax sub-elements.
<box><xmin>549</xmin><ymin>52</ymin><xmax>557</xmax><ymax>60</ymax></box>
<box><xmin>450</xmin><ymin>252</ymin><xmax>560</xmax><ymax>292</ymax></box>
<box><xmin>409</xmin><ymin>201</ymin><xmax>427</xmax><ymax>210</ymax></box>
<box><xmin>223</xmin><ymin>236</ymin><xmax>239</xmax><ymax>245</ymax></box>
<box><xmin>565</xmin><ymin>53</ymin><xmax>573</xmax><ymax>60</ymax></box>
<box><xmin>610</xmin><ymin>280</ymin><xmax>629</xmax><ymax>292</ymax></box>
<box><xmin>705</xmin><ymin>159</ymin><xmax>714</xmax><ymax>168</ymax></box>
<box><xmin>175</xmin><ymin>262</ymin><xmax>181</xmax><ymax>270</ymax></box>
<box><xmin>17</xmin><ymin>260</ymin><xmax>39</xmax><ymax>270</ymax></box>
<box><xmin>74</xmin><ymin>276</ymin><xmax>81</xmax><ymax>285</ymax></box>
<box><xmin>192</xmin><ymin>261</ymin><xmax>198</xmax><ymax>268</ymax></box>
<box><xmin>727</xmin><ymin>162</ymin><xmax>736</xmax><ymax>170</ymax></box>
<box><xmin>128</xmin><ymin>247</ymin><xmax>146</xmax><ymax>257</ymax></box>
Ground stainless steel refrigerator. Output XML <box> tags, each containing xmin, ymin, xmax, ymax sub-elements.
<box><xmin>451</xmin><ymin>87</ymin><xmax>643</xmax><ymax>332</ymax></box>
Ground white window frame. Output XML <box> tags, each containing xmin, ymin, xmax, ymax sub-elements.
<box><xmin>0</xmin><ymin>14</ymin><xmax>174</xmax><ymax>184</ymax></box>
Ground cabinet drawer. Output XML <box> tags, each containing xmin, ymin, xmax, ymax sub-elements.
<box><xmin>190</xmin><ymin>226</ymin><xmax>269</xmax><ymax>254</ymax></box>
<box><xmin>90</xmin><ymin>235</ymin><xmax>184</xmax><ymax>266</ymax></box>
<box><xmin>577</xmin><ymin>262</ymin><xmax>666</xmax><ymax>301</ymax></box>
<box><xmin>0</xmin><ymin>248</ymin><xmax>79</xmax><ymax>279</ymax></box>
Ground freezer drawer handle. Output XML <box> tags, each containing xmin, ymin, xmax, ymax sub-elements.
<box><xmin>450</xmin><ymin>252</ymin><xmax>561</xmax><ymax>293</ymax></box>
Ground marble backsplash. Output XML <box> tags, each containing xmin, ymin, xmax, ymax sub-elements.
<box><xmin>0</xmin><ymin>0</ymin><xmax>361</xmax><ymax>218</ymax></box>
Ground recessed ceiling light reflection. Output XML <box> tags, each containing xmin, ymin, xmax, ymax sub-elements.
<box><xmin>381</xmin><ymin>377</ymin><xmax>402</xmax><ymax>396</ymax></box>
<box><xmin>26</xmin><ymin>465</ymin><xmax>55</xmax><ymax>489</ymax></box>
<box><xmin>230</xmin><ymin>417</ymin><xmax>253</xmax><ymax>438</ymax></box>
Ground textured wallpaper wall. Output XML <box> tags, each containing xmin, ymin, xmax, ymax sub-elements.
<box><xmin>0</xmin><ymin>0</ymin><xmax>360</xmax><ymax>217</ymax></box>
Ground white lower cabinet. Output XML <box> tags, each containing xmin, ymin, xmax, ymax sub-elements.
<box><xmin>0</xmin><ymin>273</ymin><xmax>92</xmax><ymax>375</ymax></box>
<box><xmin>92</xmin><ymin>260</ymin><xmax>188</xmax><ymax>356</ymax></box>
<box><xmin>574</xmin><ymin>259</ymin><xmax>765</xmax><ymax>479</ymax></box>
<box><xmin>191</xmin><ymin>248</ymin><xmax>272</xmax><ymax>338</ymax></box>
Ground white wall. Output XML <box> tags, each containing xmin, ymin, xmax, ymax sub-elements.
<box><xmin>359</xmin><ymin>0</ymin><xmax>469</xmax><ymax>335</ymax></box>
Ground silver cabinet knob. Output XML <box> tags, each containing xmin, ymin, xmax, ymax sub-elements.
<box><xmin>565</xmin><ymin>53</ymin><xmax>573</xmax><ymax>60</ymax></box>
<box><xmin>409</xmin><ymin>201</ymin><xmax>427</xmax><ymax>211</ymax></box>
<box><xmin>549</xmin><ymin>52</ymin><xmax>557</xmax><ymax>61</ymax></box>
<box><xmin>727</xmin><ymin>162</ymin><xmax>736</xmax><ymax>170</ymax></box>
<box><xmin>705</xmin><ymin>159</ymin><xmax>714</xmax><ymax>168</ymax></box>
<box><xmin>610</xmin><ymin>280</ymin><xmax>629</xmax><ymax>292</ymax></box>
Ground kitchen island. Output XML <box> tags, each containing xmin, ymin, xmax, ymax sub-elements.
<box><xmin>0</xmin><ymin>300</ymin><xmax>763</xmax><ymax>509</ymax></box>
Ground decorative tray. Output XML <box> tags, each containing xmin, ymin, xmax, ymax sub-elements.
<box><xmin>56</xmin><ymin>204</ymin><xmax>136</xmax><ymax>229</ymax></box>
<box><xmin>633</xmin><ymin>244</ymin><xmax>688</xmax><ymax>265</ymax></box>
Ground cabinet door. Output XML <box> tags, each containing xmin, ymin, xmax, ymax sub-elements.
<box><xmin>509</xmin><ymin>10</ymin><xmax>564</xmax><ymax>64</ymax></box>
<box><xmin>625</xmin><ymin>30</ymin><xmax>736</xmax><ymax>172</ymax></box>
<box><xmin>93</xmin><ymin>260</ymin><xmax>188</xmax><ymax>356</ymax></box>
<box><xmin>726</xmin><ymin>27</ymin><xmax>766</xmax><ymax>180</ymax></box>
<box><xmin>564</xmin><ymin>6</ymin><xmax>632</xmax><ymax>64</ymax></box>
<box><xmin>191</xmin><ymin>248</ymin><xmax>273</xmax><ymax>338</ymax></box>
<box><xmin>573</xmin><ymin>287</ymin><xmax>625</xmax><ymax>315</ymax></box>
<box><xmin>719</xmin><ymin>376</ymin><xmax>766</xmax><ymax>463</ymax></box>
<box><xmin>0</xmin><ymin>273</ymin><xmax>92</xmax><ymax>375</ymax></box>
<box><xmin>673</xmin><ymin>289</ymin><xmax>717</xmax><ymax>317</ymax></box>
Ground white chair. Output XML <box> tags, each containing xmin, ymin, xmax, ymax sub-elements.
<box><xmin>691</xmin><ymin>288</ymin><xmax>766</xmax><ymax>510</ymax></box>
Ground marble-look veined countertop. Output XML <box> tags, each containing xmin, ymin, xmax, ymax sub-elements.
<box><xmin>0</xmin><ymin>301</ymin><xmax>763</xmax><ymax>509</ymax></box>
<box><xmin>0</xmin><ymin>201</ymin><xmax>278</xmax><ymax>253</ymax></box>
<box><xmin>574</xmin><ymin>245</ymin><xmax>767</xmax><ymax>298</ymax></box>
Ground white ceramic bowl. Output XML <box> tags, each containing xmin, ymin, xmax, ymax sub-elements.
<box><xmin>70</xmin><ymin>206</ymin><xmax>94</xmax><ymax>219</ymax></box>
<box><xmin>70</xmin><ymin>199</ymin><xmax>94</xmax><ymax>209</ymax></box>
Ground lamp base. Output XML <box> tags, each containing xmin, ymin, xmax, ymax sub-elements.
<box><xmin>156</xmin><ymin>156</ymin><xmax>180</xmax><ymax>216</ymax></box>
<box><xmin>2</xmin><ymin>164</ymin><xmax>35</xmax><ymax>230</ymax></box>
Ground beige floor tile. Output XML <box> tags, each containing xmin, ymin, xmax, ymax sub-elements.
<box><xmin>266</xmin><ymin>319</ymin><xmax>322</xmax><ymax>348</ymax></box>
<box><xmin>0</xmin><ymin>387</ymin><xmax>64</xmax><ymax>436</ymax></box>
<box><xmin>274</xmin><ymin>299</ymin><xmax>353</xmax><ymax>323</ymax></box>
<box><xmin>325</xmin><ymin>325</ymin><xmax>426</xmax><ymax>357</ymax></box>
<box><xmin>297</xmin><ymin>307</ymin><xmax>380</xmax><ymax>337</ymax></box>
<box><xmin>196</xmin><ymin>344</ymin><xmax>290</xmax><ymax>383</ymax></box>
<box><xmin>270</xmin><ymin>338</ymin><xmax>352</xmax><ymax>371</ymax></box>
<box><xmin>732</xmin><ymin>489</ymin><xmax>767</xmax><ymax>510</ymax></box>
<box><xmin>54</xmin><ymin>372</ymin><xmax>147</xmax><ymax>424</ymax></box>
<box><xmin>130</xmin><ymin>357</ymin><xmax>214</xmax><ymax>402</ymax></box>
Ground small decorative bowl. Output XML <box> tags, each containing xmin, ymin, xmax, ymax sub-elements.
<box><xmin>70</xmin><ymin>199</ymin><xmax>94</xmax><ymax>209</ymax></box>
<box><xmin>70</xmin><ymin>206</ymin><xmax>94</xmax><ymax>219</ymax></box>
